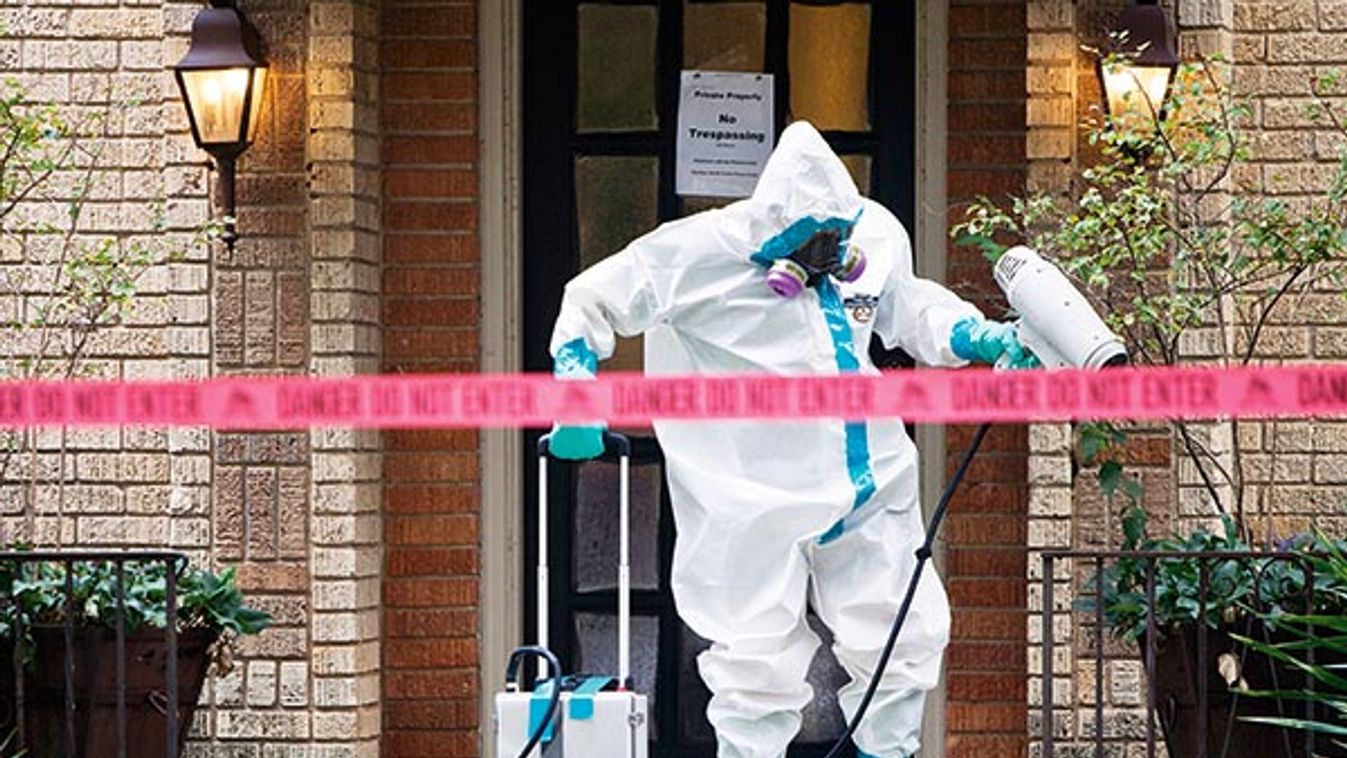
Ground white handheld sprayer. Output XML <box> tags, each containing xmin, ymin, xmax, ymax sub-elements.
<box><xmin>993</xmin><ymin>245</ymin><xmax>1128</xmax><ymax>370</ymax></box>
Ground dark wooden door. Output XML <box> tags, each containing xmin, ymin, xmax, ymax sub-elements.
<box><xmin>521</xmin><ymin>3</ymin><xmax>916</xmax><ymax>755</ymax></box>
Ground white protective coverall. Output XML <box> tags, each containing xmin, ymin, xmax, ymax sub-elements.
<box><xmin>549</xmin><ymin>121</ymin><xmax>984</xmax><ymax>758</ymax></box>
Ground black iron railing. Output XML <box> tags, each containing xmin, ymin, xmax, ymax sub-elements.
<box><xmin>0</xmin><ymin>550</ymin><xmax>187</xmax><ymax>758</ymax></box>
<box><xmin>1039</xmin><ymin>550</ymin><xmax>1332</xmax><ymax>758</ymax></box>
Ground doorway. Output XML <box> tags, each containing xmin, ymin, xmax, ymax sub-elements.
<box><xmin>521</xmin><ymin>2</ymin><xmax>916</xmax><ymax>754</ymax></box>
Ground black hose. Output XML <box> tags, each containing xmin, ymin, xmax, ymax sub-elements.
<box><xmin>822</xmin><ymin>423</ymin><xmax>993</xmax><ymax>758</ymax></box>
<box><xmin>505</xmin><ymin>646</ymin><xmax>563</xmax><ymax>758</ymax></box>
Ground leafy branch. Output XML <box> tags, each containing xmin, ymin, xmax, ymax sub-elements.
<box><xmin>952</xmin><ymin>54</ymin><xmax>1347</xmax><ymax>532</ymax></box>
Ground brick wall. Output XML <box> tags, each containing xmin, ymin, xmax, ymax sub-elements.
<box><xmin>944</xmin><ymin>3</ymin><xmax>1031</xmax><ymax>757</ymax></box>
<box><xmin>378</xmin><ymin>1</ymin><xmax>482</xmax><ymax>756</ymax></box>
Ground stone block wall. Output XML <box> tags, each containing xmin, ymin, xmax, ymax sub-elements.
<box><xmin>0</xmin><ymin>0</ymin><xmax>382</xmax><ymax>754</ymax></box>
<box><xmin>1026</xmin><ymin>1</ymin><xmax>1347</xmax><ymax>755</ymax></box>
<box><xmin>0</xmin><ymin>0</ymin><xmax>206</xmax><ymax>549</ymax></box>
<box><xmin>205</xmin><ymin>0</ymin><xmax>317</xmax><ymax>749</ymax></box>
<box><xmin>1225</xmin><ymin>0</ymin><xmax>1347</xmax><ymax>542</ymax></box>
<box><xmin>305</xmin><ymin>0</ymin><xmax>383</xmax><ymax>754</ymax></box>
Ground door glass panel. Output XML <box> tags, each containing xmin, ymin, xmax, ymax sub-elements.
<box><xmin>575</xmin><ymin>155</ymin><xmax>657</xmax><ymax>373</ymax></box>
<box><xmin>575</xmin><ymin>613</ymin><xmax>662</xmax><ymax>735</ymax></box>
<box><xmin>684</xmin><ymin>2</ymin><xmax>767</xmax><ymax>72</ymax></box>
<box><xmin>577</xmin><ymin>4</ymin><xmax>659</xmax><ymax>132</ymax></box>
<box><xmin>680</xmin><ymin>195</ymin><xmax>736</xmax><ymax>216</ymax></box>
<box><xmin>840</xmin><ymin>153</ymin><xmax>872</xmax><ymax>194</ymax></box>
<box><xmin>575</xmin><ymin>156</ymin><xmax>659</xmax><ymax>269</ymax></box>
<box><xmin>603</xmin><ymin>335</ymin><xmax>645</xmax><ymax>375</ymax></box>
<box><xmin>677</xmin><ymin>615</ymin><xmax>848</xmax><ymax>743</ymax></box>
<box><xmin>679</xmin><ymin>625</ymin><xmax>715</xmax><ymax>742</ymax></box>
<box><xmin>574</xmin><ymin>459</ymin><xmax>663</xmax><ymax>592</ymax></box>
<box><xmin>796</xmin><ymin>612</ymin><xmax>850</xmax><ymax>742</ymax></box>
<box><xmin>602</xmin><ymin>335</ymin><xmax>644</xmax><ymax>375</ymax></box>
<box><xmin>789</xmin><ymin>3</ymin><xmax>871</xmax><ymax>131</ymax></box>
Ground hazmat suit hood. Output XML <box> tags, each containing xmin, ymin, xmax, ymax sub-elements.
<box><xmin>745</xmin><ymin>121</ymin><xmax>865</xmax><ymax>265</ymax></box>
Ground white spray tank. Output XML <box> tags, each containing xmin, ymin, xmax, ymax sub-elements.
<box><xmin>993</xmin><ymin>245</ymin><xmax>1128</xmax><ymax>369</ymax></box>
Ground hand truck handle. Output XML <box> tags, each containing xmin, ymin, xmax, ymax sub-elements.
<box><xmin>535</xmin><ymin>431</ymin><xmax>633</xmax><ymax>687</ymax></box>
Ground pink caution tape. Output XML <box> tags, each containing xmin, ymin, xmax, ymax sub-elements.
<box><xmin>0</xmin><ymin>365</ymin><xmax>1343</xmax><ymax>429</ymax></box>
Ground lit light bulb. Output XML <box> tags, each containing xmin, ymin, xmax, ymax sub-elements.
<box><xmin>1102</xmin><ymin>62</ymin><xmax>1173</xmax><ymax>134</ymax></box>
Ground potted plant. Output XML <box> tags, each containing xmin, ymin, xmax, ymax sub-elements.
<box><xmin>955</xmin><ymin>47</ymin><xmax>1347</xmax><ymax>757</ymax></box>
<box><xmin>1088</xmin><ymin>511</ymin><xmax>1346</xmax><ymax>757</ymax></box>
<box><xmin>0</xmin><ymin>558</ymin><xmax>271</xmax><ymax>758</ymax></box>
<box><xmin>1235</xmin><ymin>535</ymin><xmax>1347</xmax><ymax>752</ymax></box>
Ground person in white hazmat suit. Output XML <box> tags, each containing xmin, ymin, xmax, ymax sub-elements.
<box><xmin>547</xmin><ymin>121</ymin><xmax>1031</xmax><ymax>758</ymax></box>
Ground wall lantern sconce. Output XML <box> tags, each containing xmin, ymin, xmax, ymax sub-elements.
<box><xmin>1099</xmin><ymin>0</ymin><xmax>1179</xmax><ymax>131</ymax></box>
<box><xmin>173</xmin><ymin>0</ymin><xmax>268</xmax><ymax>253</ymax></box>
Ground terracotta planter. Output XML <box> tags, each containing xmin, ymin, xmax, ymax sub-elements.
<box><xmin>0</xmin><ymin>625</ymin><xmax>217</xmax><ymax>758</ymax></box>
<box><xmin>1146</xmin><ymin>622</ymin><xmax>1347</xmax><ymax>758</ymax></box>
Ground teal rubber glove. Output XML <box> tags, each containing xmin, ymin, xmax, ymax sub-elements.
<box><xmin>550</xmin><ymin>336</ymin><xmax>605</xmax><ymax>460</ymax></box>
<box><xmin>548</xmin><ymin>423</ymin><xmax>606</xmax><ymax>460</ymax></box>
<box><xmin>950</xmin><ymin>317</ymin><xmax>1038</xmax><ymax>368</ymax></box>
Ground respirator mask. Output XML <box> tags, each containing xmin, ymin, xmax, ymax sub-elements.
<box><xmin>765</xmin><ymin>229</ymin><xmax>867</xmax><ymax>298</ymax></box>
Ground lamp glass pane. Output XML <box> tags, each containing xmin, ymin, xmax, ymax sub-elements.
<box><xmin>246</xmin><ymin>67</ymin><xmax>267</xmax><ymax>143</ymax></box>
<box><xmin>181</xmin><ymin>67</ymin><xmax>254</xmax><ymax>145</ymax></box>
<box><xmin>788</xmin><ymin>3</ymin><xmax>870</xmax><ymax>131</ymax></box>
<box><xmin>1103</xmin><ymin>64</ymin><xmax>1171</xmax><ymax>127</ymax></box>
